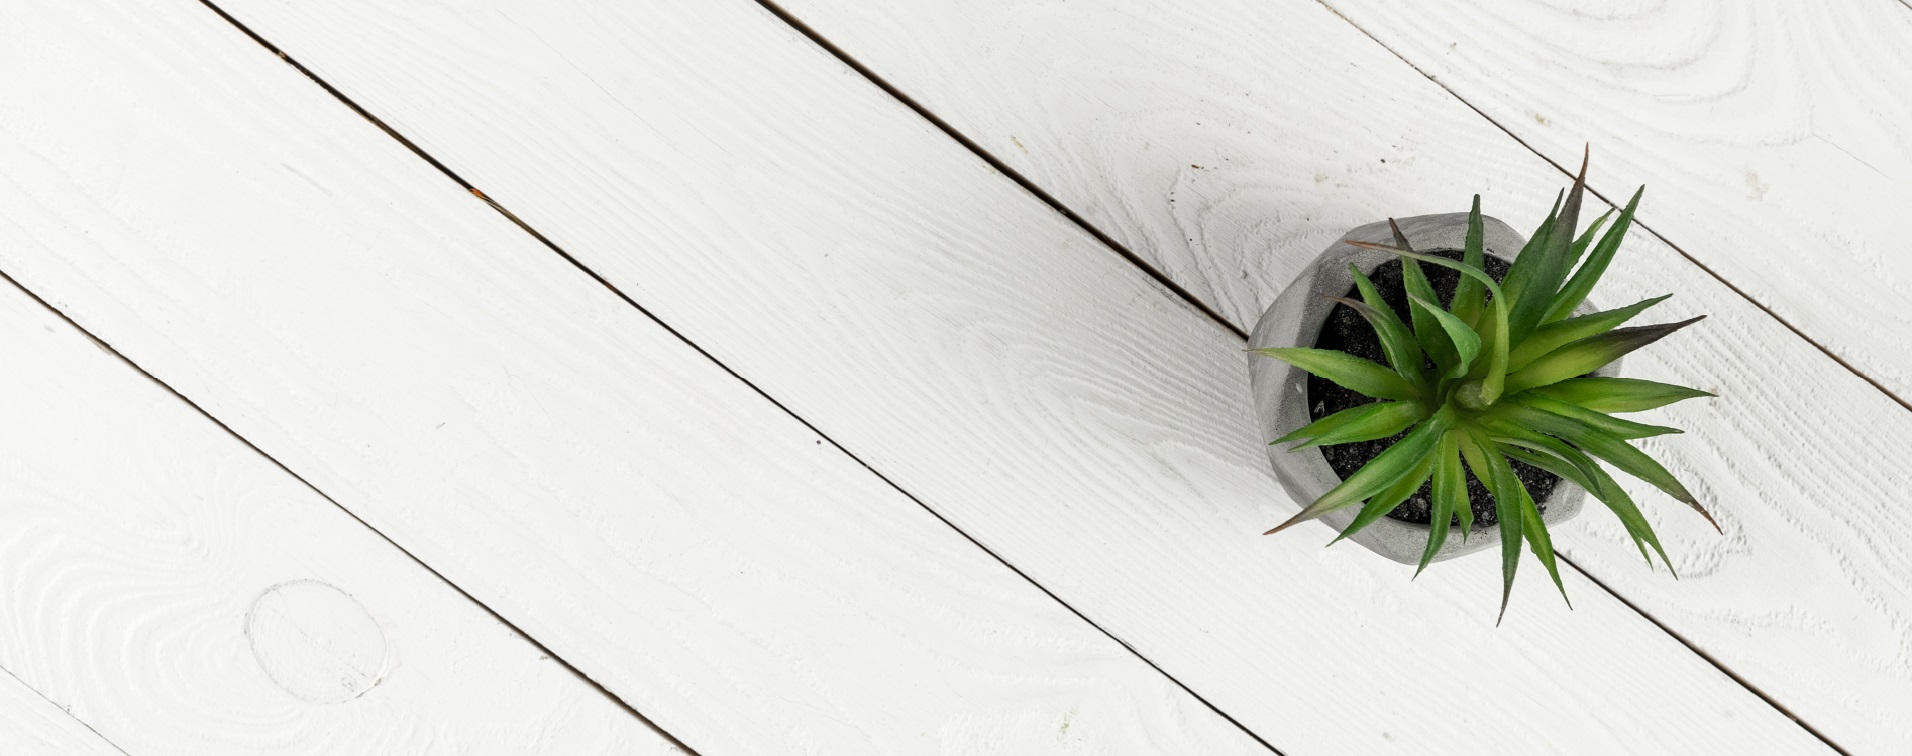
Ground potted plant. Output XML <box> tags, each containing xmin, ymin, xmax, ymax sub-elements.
<box><xmin>1248</xmin><ymin>151</ymin><xmax>1717</xmax><ymax>618</ymax></box>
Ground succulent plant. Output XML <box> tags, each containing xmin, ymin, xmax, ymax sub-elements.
<box><xmin>1256</xmin><ymin>151</ymin><xmax>1717</xmax><ymax>618</ymax></box>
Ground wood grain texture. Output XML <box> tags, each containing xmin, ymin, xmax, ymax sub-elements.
<box><xmin>200</xmin><ymin>0</ymin><xmax>1837</xmax><ymax>753</ymax></box>
<box><xmin>0</xmin><ymin>282</ymin><xmax>681</xmax><ymax>755</ymax></box>
<box><xmin>740</xmin><ymin>0</ymin><xmax>1912</xmax><ymax>750</ymax></box>
<box><xmin>0</xmin><ymin>1</ymin><xmax>1270</xmax><ymax>754</ymax></box>
<box><xmin>1318</xmin><ymin>0</ymin><xmax>1912</xmax><ymax>399</ymax></box>
<box><xmin>0</xmin><ymin>670</ymin><xmax>124</xmax><ymax>756</ymax></box>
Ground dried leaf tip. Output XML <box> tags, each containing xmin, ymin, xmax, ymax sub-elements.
<box><xmin>1387</xmin><ymin>217</ymin><xmax>1414</xmax><ymax>253</ymax></box>
<box><xmin>1262</xmin><ymin>515</ymin><xmax>1306</xmax><ymax>536</ymax></box>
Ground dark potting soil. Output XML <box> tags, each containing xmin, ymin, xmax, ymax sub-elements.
<box><xmin>1307</xmin><ymin>248</ymin><xmax>1558</xmax><ymax>527</ymax></box>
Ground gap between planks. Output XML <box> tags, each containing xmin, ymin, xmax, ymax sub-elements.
<box><xmin>172</xmin><ymin>1</ymin><xmax>1286</xmax><ymax>752</ymax></box>
<box><xmin>747</xmin><ymin>2</ymin><xmax>1854</xmax><ymax>754</ymax></box>
<box><xmin>1305</xmin><ymin>0</ymin><xmax>1911</xmax><ymax>420</ymax></box>
<box><xmin>0</xmin><ymin>665</ymin><xmax>132</xmax><ymax>756</ymax></box>
<box><xmin>0</xmin><ymin>262</ymin><xmax>701</xmax><ymax>756</ymax></box>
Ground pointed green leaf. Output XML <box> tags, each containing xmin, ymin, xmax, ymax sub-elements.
<box><xmin>1507</xmin><ymin>150</ymin><xmax>1590</xmax><ymax>343</ymax></box>
<box><xmin>1462</xmin><ymin>301</ymin><xmax>1504</xmax><ymax>382</ymax></box>
<box><xmin>1253</xmin><ymin>347</ymin><xmax>1419</xmax><ymax>401</ymax></box>
<box><xmin>1579</xmin><ymin>457</ymin><xmax>1680</xmax><ymax>575</ymax></box>
<box><xmin>1492</xmin><ymin>404</ymin><xmax>1718</xmax><ymax>532</ymax></box>
<box><xmin>1506</xmin><ymin>295</ymin><xmax>1671</xmax><ymax>372</ymax></box>
<box><xmin>1499</xmin><ymin>189</ymin><xmax>1563</xmax><ymax>311</ymax></box>
<box><xmin>1288</xmin><ymin>401</ymin><xmax>1425</xmax><ymax>449</ymax></box>
<box><xmin>1546</xmin><ymin>186</ymin><xmax>1644</xmax><ymax>324</ymax></box>
<box><xmin>1453</xmin><ymin>465</ymin><xmax>1475</xmax><ymax>540</ymax></box>
<box><xmin>1417</xmin><ymin>430</ymin><xmax>1467</xmax><ymax>575</ymax></box>
<box><xmin>1511</xmin><ymin>394</ymin><xmax>1682</xmax><ymax>440</ymax></box>
<box><xmin>1571</xmin><ymin>209</ymin><xmax>1614</xmax><ymax>267</ymax></box>
<box><xmin>1495</xmin><ymin>443</ymin><xmax>1606</xmax><ymax>507</ymax></box>
<box><xmin>1528</xmin><ymin>377</ymin><xmax>1715</xmax><ymax>413</ymax></box>
<box><xmin>1390</xmin><ymin>220</ymin><xmax>1457</xmax><ymax>370</ymax></box>
<box><xmin>1264</xmin><ymin>419</ymin><xmax>1444</xmax><ymax>534</ymax></box>
<box><xmin>1408</xmin><ymin>294</ymin><xmax>1481</xmax><ymax>378</ymax></box>
<box><xmin>1346</xmin><ymin>241</ymin><xmax>1509</xmax><ymax>404</ymax></box>
<box><xmin>1480</xmin><ymin>419</ymin><xmax>1608</xmax><ymax>496</ymax></box>
<box><xmin>1274</xmin><ymin>401</ymin><xmax>1408</xmax><ymax>446</ymax></box>
<box><xmin>1453</xmin><ymin>196</ymin><xmax>1489</xmax><ymax>327</ymax></box>
<box><xmin>1458</xmin><ymin>428</ymin><xmax>1524</xmax><ymax>621</ymax></box>
<box><xmin>1333</xmin><ymin>444</ymin><xmax>1436</xmax><ymax>544</ymax></box>
<box><xmin>1498</xmin><ymin>442</ymin><xmax>1673</xmax><ymax>574</ymax></box>
<box><xmin>1515</xmin><ymin>465</ymin><xmax>1568</xmax><ymax>607</ymax></box>
<box><xmin>1346</xmin><ymin>265</ymin><xmax>1426</xmax><ymax>383</ymax></box>
<box><xmin>1504</xmin><ymin>316</ymin><xmax>1706</xmax><ymax>394</ymax></box>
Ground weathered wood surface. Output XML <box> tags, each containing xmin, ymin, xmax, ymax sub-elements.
<box><xmin>754</xmin><ymin>0</ymin><xmax>1912</xmax><ymax>750</ymax></box>
<box><xmin>0</xmin><ymin>281</ymin><xmax>681</xmax><ymax>754</ymax></box>
<box><xmin>191</xmin><ymin>0</ymin><xmax>1840</xmax><ymax>752</ymax></box>
<box><xmin>0</xmin><ymin>1</ymin><xmax>1271</xmax><ymax>753</ymax></box>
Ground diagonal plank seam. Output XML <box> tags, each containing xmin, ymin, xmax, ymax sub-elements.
<box><xmin>745</xmin><ymin>2</ymin><xmax>1857</xmax><ymax>753</ymax></box>
<box><xmin>748</xmin><ymin>0</ymin><xmax>1249</xmax><ymax>342</ymax></box>
<box><xmin>1565</xmin><ymin>548</ymin><xmax>1852</xmax><ymax>756</ymax></box>
<box><xmin>177</xmin><ymin>0</ymin><xmax>1286</xmax><ymax>752</ymax></box>
<box><xmin>1305</xmin><ymin>0</ymin><xmax>1910</xmax><ymax>417</ymax></box>
<box><xmin>0</xmin><ymin>266</ymin><xmax>703</xmax><ymax>756</ymax></box>
<box><xmin>0</xmin><ymin>665</ymin><xmax>133</xmax><ymax>756</ymax></box>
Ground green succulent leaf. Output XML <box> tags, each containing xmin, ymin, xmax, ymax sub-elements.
<box><xmin>1578</xmin><ymin>460</ymin><xmax>1678</xmax><ymax>574</ymax></box>
<box><xmin>1385</xmin><ymin>219</ymin><xmax>1460</xmax><ymax>372</ymax></box>
<box><xmin>1278</xmin><ymin>400</ymin><xmax>1425</xmax><ymax>449</ymax></box>
<box><xmin>1334</xmin><ymin>444</ymin><xmax>1436</xmax><ymax>544</ymax></box>
<box><xmin>1507</xmin><ymin>394</ymin><xmax>1682</xmax><ymax>440</ymax></box>
<box><xmin>1253</xmin><ymin>347</ymin><xmax>1419</xmax><ymax>401</ymax></box>
<box><xmin>1498</xmin><ymin>442</ymin><xmax>1674</xmax><ymax>574</ymax></box>
<box><xmin>1408</xmin><ymin>294</ymin><xmax>1482</xmax><ymax>378</ymax></box>
<box><xmin>1480</xmin><ymin>420</ymin><xmax>1608</xmax><ymax>495</ymax></box>
<box><xmin>1516</xmin><ymin>468</ymin><xmax>1568</xmax><ymax>608</ymax></box>
<box><xmin>1506</xmin><ymin>151</ymin><xmax>1590</xmax><ymax>343</ymax></box>
<box><xmin>1504</xmin><ymin>316</ymin><xmax>1706</xmax><ymax>394</ymax></box>
<box><xmin>1264</xmin><ymin>417</ymin><xmax>1446</xmax><ymax>535</ymax></box>
<box><xmin>1347</xmin><ymin>240</ymin><xmax>1510</xmax><ymax>404</ymax></box>
<box><xmin>1528</xmin><ymin>377</ymin><xmax>1715</xmax><ymax>413</ymax></box>
<box><xmin>1570</xmin><ymin>209</ymin><xmax>1614</xmax><ymax>268</ymax></box>
<box><xmin>1492</xmin><ymin>404</ymin><xmax>1718</xmax><ymax>532</ymax></box>
<box><xmin>1457</xmin><ymin>428</ymin><xmax>1525</xmax><ymax>621</ymax></box>
<box><xmin>1506</xmin><ymin>294</ymin><xmax>1671</xmax><ymax>372</ymax></box>
<box><xmin>1274</xmin><ymin>401</ymin><xmax>1395</xmax><ymax>446</ymax></box>
<box><xmin>1500</xmin><ymin>190</ymin><xmax>1563</xmax><ymax>309</ymax></box>
<box><xmin>1547</xmin><ymin>186</ymin><xmax>1645</xmax><ymax>324</ymax></box>
<box><xmin>1453</xmin><ymin>196</ymin><xmax>1489</xmax><ymax>327</ymax></box>
<box><xmin>1417</xmin><ymin>430</ymin><xmax>1468</xmax><ymax>576</ymax></box>
<box><xmin>1346</xmin><ymin>265</ymin><xmax>1427</xmax><ymax>383</ymax></box>
<box><xmin>1330</xmin><ymin>292</ymin><xmax>1424</xmax><ymax>387</ymax></box>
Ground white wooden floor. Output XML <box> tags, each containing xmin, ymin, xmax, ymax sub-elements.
<box><xmin>0</xmin><ymin>0</ymin><xmax>1904</xmax><ymax>753</ymax></box>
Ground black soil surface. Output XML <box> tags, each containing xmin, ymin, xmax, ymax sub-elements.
<box><xmin>1307</xmin><ymin>248</ymin><xmax>1558</xmax><ymax>527</ymax></box>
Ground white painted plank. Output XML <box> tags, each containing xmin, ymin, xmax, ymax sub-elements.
<box><xmin>0</xmin><ymin>2</ymin><xmax>1270</xmax><ymax>754</ymax></box>
<box><xmin>719</xmin><ymin>0</ymin><xmax>1912</xmax><ymax>750</ymax></box>
<box><xmin>0</xmin><ymin>281</ymin><xmax>682</xmax><ymax>755</ymax></box>
<box><xmin>188</xmin><ymin>0</ymin><xmax>1838</xmax><ymax>753</ymax></box>
<box><xmin>0</xmin><ymin>670</ymin><xmax>123</xmax><ymax>756</ymax></box>
<box><xmin>1318</xmin><ymin>0</ymin><xmax>1912</xmax><ymax>397</ymax></box>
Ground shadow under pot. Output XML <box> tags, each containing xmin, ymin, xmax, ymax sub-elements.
<box><xmin>1247</xmin><ymin>212</ymin><xmax>1621</xmax><ymax>565</ymax></box>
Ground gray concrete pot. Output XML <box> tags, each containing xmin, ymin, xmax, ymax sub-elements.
<box><xmin>1248</xmin><ymin>212</ymin><xmax>1617</xmax><ymax>564</ymax></box>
